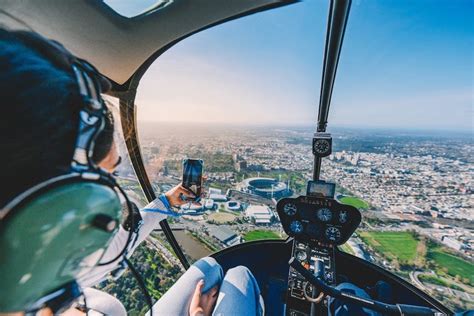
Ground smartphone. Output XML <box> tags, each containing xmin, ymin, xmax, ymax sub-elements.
<box><xmin>182</xmin><ymin>158</ymin><xmax>203</xmax><ymax>197</ymax></box>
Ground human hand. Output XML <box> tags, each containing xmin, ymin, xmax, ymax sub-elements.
<box><xmin>164</xmin><ymin>184</ymin><xmax>199</xmax><ymax>207</ymax></box>
<box><xmin>189</xmin><ymin>280</ymin><xmax>218</xmax><ymax>316</ymax></box>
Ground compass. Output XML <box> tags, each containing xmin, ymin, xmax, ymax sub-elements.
<box><xmin>314</xmin><ymin>139</ymin><xmax>330</xmax><ymax>154</ymax></box>
<box><xmin>312</xmin><ymin>133</ymin><xmax>332</xmax><ymax>157</ymax></box>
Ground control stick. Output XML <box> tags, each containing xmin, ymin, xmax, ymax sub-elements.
<box><xmin>289</xmin><ymin>258</ymin><xmax>443</xmax><ymax>316</ymax></box>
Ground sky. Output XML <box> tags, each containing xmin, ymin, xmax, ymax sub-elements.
<box><xmin>106</xmin><ymin>0</ymin><xmax>473</xmax><ymax>131</ymax></box>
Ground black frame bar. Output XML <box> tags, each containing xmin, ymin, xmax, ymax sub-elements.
<box><xmin>313</xmin><ymin>0</ymin><xmax>351</xmax><ymax>181</ymax></box>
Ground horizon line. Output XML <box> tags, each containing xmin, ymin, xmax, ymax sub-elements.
<box><xmin>137</xmin><ymin>120</ymin><xmax>473</xmax><ymax>133</ymax></box>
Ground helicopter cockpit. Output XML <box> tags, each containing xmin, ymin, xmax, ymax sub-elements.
<box><xmin>1</xmin><ymin>0</ymin><xmax>472</xmax><ymax>315</ymax></box>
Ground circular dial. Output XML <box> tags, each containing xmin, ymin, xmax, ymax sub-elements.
<box><xmin>283</xmin><ymin>203</ymin><xmax>298</xmax><ymax>216</ymax></box>
<box><xmin>296</xmin><ymin>250</ymin><xmax>307</xmax><ymax>261</ymax></box>
<box><xmin>317</xmin><ymin>208</ymin><xmax>333</xmax><ymax>222</ymax></box>
<box><xmin>339</xmin><ymin>210</ymin><xmax>348</xmax><ymax>224</ymax></box>
<box><xmin>290</xmin><ymin>220</ymin><xmax>304</xmax><ymax>234</ymax></box>
<box><xmin>325</xmin><ymin>226</ymin><xmax>341</xmax><ymax>242</ymax></box>
<box><xmin>314</xmin><ymin>139</ymin><xmax>330</xmax><ymax>154</ymax></box>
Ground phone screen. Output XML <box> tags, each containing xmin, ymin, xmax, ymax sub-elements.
<box><xmin>182</xmin><ymin>159</ymin><xmax>203</xmax><ymax>196</ymax></box>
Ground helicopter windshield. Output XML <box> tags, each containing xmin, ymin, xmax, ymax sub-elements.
<box><xmin>99</xmin><ymin>0</ymin><xmax>473</xmax><ymax>313</ymax></box>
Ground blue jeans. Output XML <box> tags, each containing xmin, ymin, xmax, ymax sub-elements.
<box><xmin>150</xmin><ymin>257</ymin><xmax>263</xmax><ymax>316</ymax></box>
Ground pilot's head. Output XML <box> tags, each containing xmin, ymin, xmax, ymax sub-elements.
<box><xmin>0</xmin><ymin>29</ymin><xmax>120</xmax><ymax>207</ymax></box>
<box><xmin>0</xmin><ymin>29</ymin><xmax>122</xmax><ymax>314</ymax></box>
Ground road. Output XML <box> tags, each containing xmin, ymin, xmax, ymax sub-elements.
<box><xmin>347</xmin><ymin>238</ymin><xmax>372</xmax><ymax>261</ymax></box>
<box><xmin>410</xmin><ymin>271</ymin><xmax>474</xmax><ymax>302</ymax></box>
<box><xmin>409</xmin><ymin>271</ymin><xmax>427</xmax><ymax>291</ymax></box>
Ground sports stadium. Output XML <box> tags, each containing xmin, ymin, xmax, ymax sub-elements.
<box><xmin>242</xmin><ymin>177</ymin><xmax>292</xmax><ymax>199</ymax></box>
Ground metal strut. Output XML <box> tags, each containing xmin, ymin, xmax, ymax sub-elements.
<box><xmin>313</xmin><ymin>0</ymin><xmax>352</xmax><ymax>181</ymax></box>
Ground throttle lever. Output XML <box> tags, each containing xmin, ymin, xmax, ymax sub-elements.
<box><xmin>289</xmin><ymin>257</ymin><xmax>442</xmax><ymax>316</ymax></box>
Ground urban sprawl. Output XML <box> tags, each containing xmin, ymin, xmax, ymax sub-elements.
<box><xmin>117</xmin><ymin>124</ymin><xmax>473</xmax><ymax>310</ymax></box>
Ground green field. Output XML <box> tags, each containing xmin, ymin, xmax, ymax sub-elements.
<box><xmin>418</xmin><ymin>274</ymin><xmax>464</xmax><ymax>291</ymax></box>
<box><xmin>360</xmin><ymin>231</ymin><xmax>474</xmax><ymax>286</ymax></box>
<box><xmin>339</xmin><ymin>196</ymin><xmax>369</xmax><ymax>210</ymax></box>
<box><xmin>244</xmin><ymin>230</ymin><xmax>281</xmax><ymax>241</ymax></box>
<box><xmin>428</xmin><ymin>248</ymin><xmax>474</xmax><ymax>284</ymax></box>
<box><xmin>359</xmin><ymin>231</ymin><xmax>418</xmax><ymax>263</ymax></box>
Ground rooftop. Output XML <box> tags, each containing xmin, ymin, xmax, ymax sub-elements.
<box><xmin>208</xmin><ymin>226</ymin><xmax>238</xmax><ymax>243</ymax></box>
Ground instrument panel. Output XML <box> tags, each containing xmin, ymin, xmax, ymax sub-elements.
<box><xmin>277</xmin><ymin>196</ymin><xmax>361</xmax><ymax>246</ymax></box>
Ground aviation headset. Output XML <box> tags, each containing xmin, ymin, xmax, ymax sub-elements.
<box><xmin>0</xmin><ymin>32</ymin><xmax>136</xmax><ymax>313</ymax></box>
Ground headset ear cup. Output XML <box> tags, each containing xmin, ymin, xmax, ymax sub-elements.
<box><xmin>0</xmin><ymin>178</ymin><xmax>121</xmax><ymax>312</ymax></box>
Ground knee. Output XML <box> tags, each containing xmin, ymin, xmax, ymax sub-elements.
<box><xmin>192</xmin><ymin>257</ymin><xmax>224</xmax><ymax>287</ymax></box>
<box><xmin>227</xmin><ymin>265</ymin><xmax>252</xmax><ymax>278</ymax></box>
<box><xmin>226</xmin><ymin>266</ymin><xmax>258</xmax><ymax>286</ymax></box>
<box><xmin>224</xmin><ymin>266</ymin><xmax>261</xmax><ymax>296</ymax></box>
<box><xmin>193</xmin><ymin>256</ymin><xmax>221</xmax><ymax>271</ymax></box>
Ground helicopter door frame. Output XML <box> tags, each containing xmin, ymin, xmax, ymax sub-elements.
<box><xmin>110</xmin><ymin>0</ymin><xmax>298</xmax><ymax>269</ymax></box>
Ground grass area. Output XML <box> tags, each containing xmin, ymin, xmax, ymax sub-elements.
<box><xmin>360</xmin><ymin>231</ymin><xmax>474</xmax><ymax>287</ymax></box>
<box><xmin>419</xmin><ymin>274</ymin><xmax>449</xmax><ymax>287</ymax></box>
<box><xmin>339</xmin><ymin>196</ymin><xmax>369</xmax><ymax>210</ymax></box>
<box><xmin>419</xmin><ymin>274</ymin><xmax>464</xmax><ymax>291</ymax></box>
<box><xmin>207</xmin><ymin>212</ymin><xmax>237</xmax><ymax>224</ymax></box>
<box><xmin>244</xmin><ymin>230</ymin><xmax>281</xmax><ymax>241</ymax></box>
<box><xmin>428</xmin><ymin>248</ymin><xmax>474</xmax><ymax>285</ymax></box>
<box><xmin>359</xmin><ymin>231</ymin><xmax>418</xmax><ymax>264</ymax></box>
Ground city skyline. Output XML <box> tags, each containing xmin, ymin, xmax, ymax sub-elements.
<box><xmin>136</xmin><ymin>119</ymin><xmax>473</xmax><ymax>135</ymax></box>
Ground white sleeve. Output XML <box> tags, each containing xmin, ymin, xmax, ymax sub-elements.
<box><xmin>79</xmin><ymin>198</ymin><xmax>168</xmax><ymax>288</ymax></box>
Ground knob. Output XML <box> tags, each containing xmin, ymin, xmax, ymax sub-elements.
<box><xmin>92</xmin><ymin>214</ymin><xmax>117</xmax><ymax>232</ymax></box>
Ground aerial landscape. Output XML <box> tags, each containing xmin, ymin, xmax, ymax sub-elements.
<box><xmin>101</xmin><ymin>123</ymin><xmax>473</xmax><ymax>315</ymax></box>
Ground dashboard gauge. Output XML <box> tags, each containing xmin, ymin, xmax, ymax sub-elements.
<box><xmin>283</xmin><ymin>203</ymin><xmax>298</xmax><ymax>216</ymax></box>
<box><xmin>325</xmin><ymin>226</ymin><xmax>341</xmax><ymax>242</ymax></box>
<box><xmin>317</xmin><ymin>208</ymin><xmax>333</xmax><ymax>222</ymax></box>
<box><xmin>296</xmin><ymin>250</ymin><xmax>307</xmax><ymax>261</ymax></box>
<box><xmin>290</xmin><ymin>220</ymin><xmax>304</xmax><ymax>234</ymax></box>
<box><xmin>313</xmin><ymin>139</ymin><xmax>331</xmax><ymax>156</ymax></box>
<box><xmin>339</xmin><ymin>210</ymin><xmax>348</xmax><ymax>224</ymax></box>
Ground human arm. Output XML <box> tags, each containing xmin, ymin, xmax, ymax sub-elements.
<box><xmin>78</xmin><ymin>184</ymin><xmax>196</xmax><ymax>288</ymax></box>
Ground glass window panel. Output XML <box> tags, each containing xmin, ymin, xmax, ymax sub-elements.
<box><xmin>135</xmin><ymin>0</ymin><xmax>473</xmax><ymax>311</ymax></box>
<box><xmin>95</xmin><ymin>96</ymin><xmax>184</xmax><ymax>313</ymax></box>
<box><xmin>136</xmin><ymin>1</ymin><xmax>326</xmax><ymax>262</ymax></box>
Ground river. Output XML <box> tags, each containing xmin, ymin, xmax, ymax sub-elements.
<box><xmin>173</xmin><ymin>230</ymin><xmax>212</xmax><ymax>261</ymax></box>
